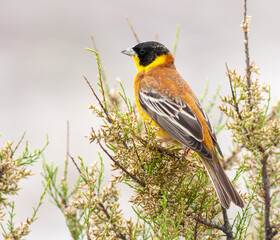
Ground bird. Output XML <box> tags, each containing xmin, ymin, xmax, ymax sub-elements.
<box><xmin>121</xmin><ymin>41</ymin><xmax>244</xmax><ymax>209</ymax></box>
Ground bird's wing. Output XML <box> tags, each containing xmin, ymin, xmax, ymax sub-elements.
<box><xmin>194</xmin><ymin>100</ymin><xmax>223</xmax><ymax>157</ymax></box>
<box><xmin>138</xmin><ymin>86</ymin><xmax>212</xmax><ymax>159</ymax></box>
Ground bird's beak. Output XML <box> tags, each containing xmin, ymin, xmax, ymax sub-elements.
<box><xmin>121</xmin><ymin>47</ymin><xmax>137</xmax><ymax>57</ymax></box>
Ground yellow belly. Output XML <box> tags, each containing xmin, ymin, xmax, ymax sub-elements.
<box><xmin>134</xmin><ymin>92</ymin><xmax>172</xmax><ymax>139</ymax></box>
<box><xmin>133</xmin><ymin>69</ymin><xmax>173</xmax><ymax>140</ymax></box>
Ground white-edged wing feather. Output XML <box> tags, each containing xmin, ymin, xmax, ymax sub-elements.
<box><xmin>138</xmin><ymin>87</ymin><xmax>212</xmax><ymax>159</ymax></box>
<box><xmin>195</xmin><ymin>100</ymin><xmax>223</xmax><ymax>157</ymax></box>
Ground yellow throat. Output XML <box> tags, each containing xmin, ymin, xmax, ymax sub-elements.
<box><xmin>133</xmin><ymin>54</ymin><xmax>168</xmax><ymax>72</ymax></box>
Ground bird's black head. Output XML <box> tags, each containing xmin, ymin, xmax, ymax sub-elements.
<box><xmin>122</xmin><ymin>41</ymin><xmax>170</xmax><ymax>67</ymax></box>
<box><xmin>132</xmin><ymin>41</ymin><xmax>170</xmax><ymax>67</ymax></box>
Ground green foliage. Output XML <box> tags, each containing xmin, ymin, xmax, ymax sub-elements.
<box><xmin>3</xmin><ymin>2</ymin><xmax>280</xmax><ymax>239</ymax></box>
<box><xmin>220</xmin><ymin>62</ymin><xmax>280</xmax><ymax>239</ymax></box>
<box><xmin>83</xmin><ymin>54</ymin><xmax>237</xmax><ymax>238</ymax></box>
<box><xmin>234</xmin><ymin>168</ymin><xmax>261</xmax><ymax>239</ymax></box>
<box><xmin>42</xmin><ymin>151</ymin><xmax>143</xmax><ymax>240</ymax></box>
<box><xmin>76</xmin><ymin>12</ymin><xmax>280</xmax><ymax>238</ymax></box>
<box><xmin>0</xmin><ymin>136</ymin><xmax>48</xmax><ymax>239</ymax></box>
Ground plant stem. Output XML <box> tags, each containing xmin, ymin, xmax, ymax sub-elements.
<box><xmin>243</xmin><ymin>0</ymin><xmax>252</xmax><ymax>103</ymax></box>
<box><xmin>261</xmin><ymin>154</ymin><xmax>278</xmax><ymax>239</ymax></box>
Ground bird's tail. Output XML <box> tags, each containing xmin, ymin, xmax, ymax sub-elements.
<box><xmin>201</xmin><ymin>154</ymin><xmax>244</xmax><ymax>209</ymax></box>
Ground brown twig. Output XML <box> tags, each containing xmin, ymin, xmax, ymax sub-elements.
<box><xmin>242</xmin><ymin>1</ymin><xmax>277</xmax><ymax>238</ymax></box>
<box><xmin>0</xmin><ymin>167</ymin><xmax>4</xmax><ymax>183</ymax></box>
<box><xmin>225</xmin><ymin>145</ymin><xmax>242</xmax><ymax>167</ymax></box>
<box><xmin>261</xmin><ymin>153</ymin><xmax>278</xmax><ymax>239</ymax></box>
<box><xmin>90</xmin><ymin>35</ymin><xmax>98</xmax><ymax>52</ymax></box>
<box><xmin>225</xmin><ymin>63</ymin><xmax>241</xmax><ymax>119</ymax></box>
<box><xmin>187</xmin><ymin>207</ymin><xmax>234</xmax><ymax>239</ymax></box>
<box><xmin>193</xmin><ymin>191</ymin><xmax>207</xmax><ymax>239</ymax></box>
<box><xmin>98</xmin><ymin>200</ymin><xmax>128</xmax><ymax>240</ymax></box>
<box><xmin>262</xmin><ymin>154</ymin><xmax>271</xmax><ymax>235</ymax></box>
<box><xmin>226</xmin><ymin>63</ymin><xmax>251</xmax><ymax>143</ymax></box>
<box><xmin>67</xmin><ymin>152</ymin><xmax>88</xmax><ymax>185</ymax></box>
<box><xmin>10</xmin><ymin>131</ymin><xmax>26</xmax><ymax>158</ymax></box>
<box><xmin>98</xmin><ymin>201</ymin><xmax>127</xmax><ymax>240</ymax></box>
<box><xmin>271</xmin><ymin>223</ymin><xmax>280</xmax><ymax>230</ymax></box>
<box><xmin>188</xmin><ymin>214</ymin><xmax>226</xmax><ymax>231</ymax></box>
<box><xmin>126</xmin><ymin>17</ymin><xmax>140</xmax><ymax>43</ymax></box>
<box><xmin>155</xmin><ymin>32</ymin><xmax>159</xmax><ymax>42</ymax></box>
<box><xmin>226</xmin><ymin>67</ymin><xmax>277</xmax><ymax>238</ymax></box>
<box><xmin>242</xmin><ymin>0</ymin><xmax>252</xmax><ymax>103</ymax></box>
<box><xmin>131</xmin><ymin>138</ymin><xmax>145</xmax><ymax>171</ymax></box>
<box><xmin>98</xmin><ymin>202</ymin><xmax>127</xmax><ymax>240</ymax></box>
<box><xmin>83</xmin><ymin>75</ymin><xmax>112</xmax><ymax>124</ymax></box>
<box><xmin>92</xmin><ymin>128</ymin><xmax>146</xmax><ymax>187</ymax></box>
<box><xmin>98</xmin><ymin>202</ymin><xmax>127</xmax><ymax>239</ymax></box>
<box><xmin>222</xmin><ymin>207</ymin><xmax>235</xmax><ymax>240</ymax></box>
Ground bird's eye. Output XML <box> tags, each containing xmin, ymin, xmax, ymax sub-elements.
<box><xmin>139</xmin><ymin>48</ymin><xmax>145</xmax><ymax>55</ymax></box>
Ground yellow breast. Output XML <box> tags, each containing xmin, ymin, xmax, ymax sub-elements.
<box><xmin>132</xmin><ymin>53</ymin><xmax>176</xmax><ymax>140</ymax></box>
<box><xmin>133</xmin><ymin>75</ymin><xmax>171</xmax><ymax>139</ymax></box>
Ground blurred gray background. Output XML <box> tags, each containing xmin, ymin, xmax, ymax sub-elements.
<box><xmin>1</xmin><ymin>0</ymin><xmax>280</xmax><ymax>239</ymax></box>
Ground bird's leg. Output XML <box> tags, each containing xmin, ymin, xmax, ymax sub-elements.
<box><xmin>157</xmin><ymin>138</ymin><xmax>174</xmax><ymax>143</ymax></box>
<box><xmin>186</xmin><ymin>148</ymin><xmax>191</xmax><ymax>156</ymax></box>
<box><xmin>156</xmin><ymin>138</ymin><xmax>178</xmax><ymax>150</ymax></box>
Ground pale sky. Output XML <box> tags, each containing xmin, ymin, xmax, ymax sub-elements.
<box><xmin>1</xmin><ymin>0</ymin><xmax>280</xmax><ymax>239</ymax></box>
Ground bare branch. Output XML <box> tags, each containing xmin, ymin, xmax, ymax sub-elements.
<box><xmin>242</xmin><ymin>0</ymin><xmax>252</xmax><ymax>102</ymax></box>
<box><xmin>126</xmin><ymin>17</ymin><xmax>140</xmax><ymax>43</ymax></box>
<box><xmin>90</xmin><ymin>35</ymin><xmax>98</xmax><ymax>52</ymax></box>
<box><xmin>222</xmin><ymin>207</ymin><xmax>235</xmax><ymax>240</ymax></box>
<box><xmin>187</xmin><ymin>207</ymin><xmax>234</xmax><ymax>239</ymax></box>
<box><xmin>193</xmin><ymin>191</ymin><xmax>207</xmax><ymax>239</ymax></box>
<box><xmin>83</xmin><ymin>75</ymin><xmax>112</xmax><ymax>124</ymax></box>
<box><xmin>67</xmin><ymin>152</ymin><xmax>88</xmax><ymax>185</ymax></box>
<box><xmin>261</xmin><ymin>153</ymin><xmax>278</xmax><ymax>239</ymax></box>
<box><xmin>188</xmin><ymin>214</ymin><xmax>225</xmax><ymax>231</ymax></box>
<box><xmin>225</xmin><ymin>63</ymin><xmax>241</xmax><ymax>119</ymax></box>
<box><xmin>98</xmin><ymin>201</ymin><xmax>127</xmax><ymax>240</ymax></box>
<box><xmin>241</xmin><ymin>1</ymin><xmax>278</xmax><ymax>239</ymax></box>
<box><xmin>262</xmin><ymin>154</ymin><xmax>271</xmax><ymax>236</ymax></box>
<box><xmin>226</xmin><ymin>63</ymin><xmax>252</xmax><ymax>144</ymax></box>
<box><xmin>272</xmin><ymin>223</ymin><xmax>280</xmax><ymax>229</ymax></box>
<box><xmin>224</xmin><ymin>145</ymin><xmax>242</xmax><ymax>168</ymax></box>
<box><xmin>10</xmin><ymin>131</ymin><xmax>26</xmax><ymax>158</ymax></box>
<box><xmin>155</xmin><ymin>32</ymin><xmax>159</xmax><ymax>42</ymax></box>
<box><xmin>92</xmin><ymin>128</ymin><xmax>146</xmax><ymax>187</ymax></box>
<box><xmin>131</xmin><ymin>138</ymin><xmax>145</xmax><ymax>171</ymax></box>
